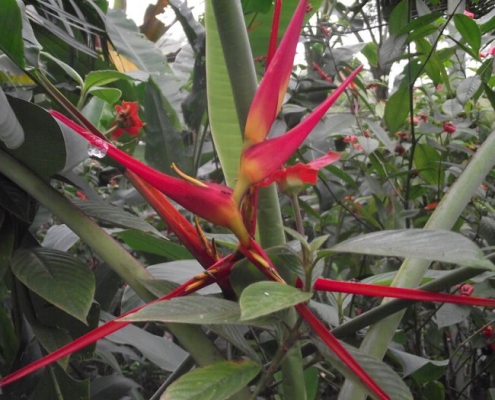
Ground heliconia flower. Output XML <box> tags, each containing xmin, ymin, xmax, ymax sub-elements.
<box><xmin>234</xmin><ymin>66</ymin><xmax>362</xmax><ymax>205</ymax></box>
<box><xmin>260</xmin><ymin>151</ymin><xmax>341</xmax><ymax>195</ymax></box>
<box><xmin>443</xmin><ymin>121</ymin><xmax>456</xmax><ymax>134</ymax></box>
<box><xmin>50</xmin><ymin>111</ymin><xmax>251</xmax><ymax>246</ymax></box>
<box><xmin>464</xmin><ymin>10</ymin><xmax>475</xmax><ymax>18</ymax></box>
<box><xmin>244</xmin><ymin>0</ymin><xmax>308</xmax><ymax>146</ymax></box>
<box><xmin>111</xmin><ymin>101</ymin><xmax>144</xmax><ymax>140</ymax></box>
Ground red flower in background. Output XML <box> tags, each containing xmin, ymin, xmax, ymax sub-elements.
<box><xmin>111</xmin><ymin>101</ymin><xmax>144</xmax><ymax>140</ymax></box>
<box><xmin>443</xmin><ymin>122</ymin><xmax>457</xmax><ymax>134</ymax></box>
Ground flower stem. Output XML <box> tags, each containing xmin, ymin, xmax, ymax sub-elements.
<box><xmin>290</xmin><ymin>192</ymin><xmax>305</xmax><ymax>235</ymax></box>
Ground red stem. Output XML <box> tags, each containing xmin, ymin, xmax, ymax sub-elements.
<box><xmin>313</xmin><ymin>278</ymin><xmax>495</xmax><ymax>307</ymax></box>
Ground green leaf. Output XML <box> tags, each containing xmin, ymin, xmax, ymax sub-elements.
<box><xmin>205</xmin><ymin>0</ymin><xmax>243</xmax><ymax>186</ymax></box>
<box><xmin>105</xmin><ymin>9</ymin><xmax>169</xmax><ymax>74</ymax></box>
<box><xmin>413</xmin><ymin>143</ymin><xmax>442</xmax><ymax>186</ymax></box>
<box><xmin>314</xmin><ymin>339</ymin><xmax>413</xmax><ymax>400</ymax></box>
<box><xmin>116</xmin><ymin>229</ymin><xmax>192</xmax><ymax>260</ymax></box>
<box><xmin>435</xmin><ymin>303</ymin><xmax>471</xmax><ymax>328</ymax></box>
<box><xmin>11</xmin><ymin>248</ymin><xmax>95</xmax><ymax>323</ymax></box>
<box><xmin>388</xmin><ymin>347</ymin><xmax>449</xmax><ymax>384</ymax></box>
<box><xmin>82</xmin><ymin>70</ymin><xmax>134</xmax><ymax>96</ymax></box>
<box><xmin>379</xmin><ymin>34</ymin><xmax>407</xmax><ymax>69</ymax></box>
<box><xmin>397</xmin><ymin>12</ymin><xmax>443</xmax><ymax>35</ymax></box>
<box><xmin>90</xmin><ymin>375</ymin><xmax>139</xmax><ymax>400</ymax></box>
<box><xmin>456</xmin><ymin>75</ymin><xmax>482</xmax><ymax>105</ymax></box>
<box><xmin>144</xmin><ymin>78</ymin><xmax>189</xmax><ymax>175</ymax></box>
<box><xmin>384</xmin><ymin>85</ymin><xmax>410</xmax><ymax>134</ymax></box>
<box><xmin>330</xmin><ymin>229</ymin><xmax>495</xmax><ymax>270</ymax></box>
<box><xmin>122</xmin><ymin>296</ymin><xmax>243</xmax><ymax>325</ymax></box>
<box><xmin>0</xmin><ymin>0</ymin><xmax>25</xmax><ymax>68</ymax></box>
<box><xmin>102</xmin><ymin>311</ymin><xmax>187</xmax><ymax>372</ymax></box>
<box><xmin>7</xmin><ymin>97</ymin><xmax>66</xmax><ymax>178</ymax></box>
<box><xmin>361</xmin><ymin>42</ymin><xmax>378</xmax><ymax>67</ymax></box>
<box><xmin>239</xmin><ymin>282</ymin><xmax>312</xmax><ymax>320</ymax></box>
<box><xmin>388</xmin><ymin>0</ymin><xmax>409</xmax><ymax>35</ymax></box>
<box><xmin>162</xmin><ymin>360</ymin><xmax>261</xmax><ymax>400</ymax></box>
<box><xmin>87</xmin><ymin>87</ymin><xmax>122</xmax><ymax>104</ymax></box>
<box><xmin>30</xmin><ymin>363</ymin><xmax>89</xmax><ymax>400</ymax></box>
<box><xmin>41</xmin><ymin>52</ymin><xmax>84</xmax><ymax>87</ymax></box>
<box><xmin>454</xmin><ymin>14</ymin><xmax>481</xmax><ymax>53</ymax></box>
<box><xmin>71</xmin><ymin>198</ymin><xmax>161</xmax><ymax>235</ymax></box>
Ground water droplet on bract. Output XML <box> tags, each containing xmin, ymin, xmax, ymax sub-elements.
<box><xmin>87</xmin><ymin>142</ymin><xmax>108</xmax><ymax>158</ymax></box>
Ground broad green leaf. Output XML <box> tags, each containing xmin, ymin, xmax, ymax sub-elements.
<box><xmin>42</xmin><ymin>224</ymin><xmax>80</xmax><ymax>252</ymax></box>
<box><xmin>413</xmin><ymin>143</ymin><xmax>442</xmax><ymax>186</ymax></box>
<box><xmin>122</xmin><ymin>296</ymin><xmax>243</xmax><ymax>325</ymax></box>
<box><xmin>388</xmin><ymin>0</ymin><xmax>409</xmax><ymax>35</ymax></box>
<box><xmin>414</xmin><ymin>38</ymin><xmax>441</xmax><ymax>85</ymax></box>
<box><xmin>105</xmin><ymin>9</ymin><xmax>169</xmax><ymax>74</ymax></box>
<box><xmin>456</xmin><ymin>75</ymin><xmax>482</xmax><ymax>105</ymax></box>
<box><xmin>41</xmin><ymin>52</ymin><xmax>83</xmax><ymax>87</ymax></box>
<box><xmin>205</xmin><ymin>0</ymin><xmax>243</xmax><ymax>186</ymax></box>
<box><xmin>397</xmin><ymin>12</ymin><xmax>442</xmax><ymax>35</ymax></box>
<box><xmin>361</xmin><ymin>42</ymin><xmax>378</xmax><ymax>67</ymax></box>
<box><xmin>87</xmin><ymin>87</ymin><xmax>122</xmax><ymax>104</ymax></box>
<box><xmin>11</xmin><ymin>248</ymin><xmax>95</xmax><ymax>323</ymax></box>
<box><xmin>379</xmin><ymin>34</ymin><xmax>407</xmax><ymax>69</ymax></box>
<box><xmin>330</xmin><ymin>229</ymin><xmax>495</xmax><ymax>270</ymax></box>
<box><xmin>7</xmin><ymin>97</ymin><xmax>66</xmax><ymax>178</ymax></box>
<box><xmin>102</xmin><ymin>311</ymin><xmax>187</xmax><ymax>372</ymax></box>
<box><xmin>0</xmin><ymin>0</ymin><xmax>24</xmax><ymax>68</ymax></box>
<box><xmin>90</xmin><ymin>375</ymin><xmax>139</xmax><ymax>400</ymax></box>
<box><xmin>388</xmin><ymin>347</ymin><xmax>449</xmax><ymax>384</ymax></box>
<box><xmin>239</xmin><ymin>281</ymin><xmax>312</xmax><ymax>320</ymax></box>
<box><xmin>144</xmin><ymin>78</ymin><xmax>189</xmax><ymax>174</ymax></box>
<box><xmin>314</xmin><ymin>339</ymin><xmax>412</xmax><ymax>400</ymax></box>
<box><xmin>435</xmin><ymin>303</ymin><xmax>471</xmax><ymax>328</ymax></box>
<box><xmin>71</xmin><ymin>198</ymin><xmax>161</xmax><ymax>235</ymax></box>
<box><xmin>441</xmin><ymin>98</ymin><xmax>463</xmax><ymax>116</ymax></box>
<box><xmin>116</xmin><ymin>229</ymin><xmax>192</xmax><ymax>260</ymax></box>
<box><xmin>162</xmin><ymin>360</ymin><xmax>261</xmax><ymax>400</ymax></box>
<box><xmin>454</xmin><ymin>14</ymin><xmax>481</xmax><ymax>53</ymax></box>
<box><xmin>384</xmin><ymin>85</ymin><xmax>410</xmax><ymax>134</ymax></box>
<box><xmin>82</xmin><ymin>70</ymin><xmax>134</xmax><ymax>95</ymax></box>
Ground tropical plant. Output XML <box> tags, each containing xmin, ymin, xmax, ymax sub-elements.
<box><xmin>1</xmin><ymin>0</ymin><xmax>495</xmax><ymax>399</ymax></box>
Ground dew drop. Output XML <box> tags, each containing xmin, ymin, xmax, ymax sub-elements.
<box><xmin>87</xmin><ymin>140</ymin><xmax>108</xmax><ymax>158</ymax></box>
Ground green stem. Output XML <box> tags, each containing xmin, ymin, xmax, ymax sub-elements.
<box><xmin>339</xmin><ymin>128</ymin><xmax>495</xmax><ymax>399</ymax></box>
<box><xmin>0</xmin><ymin>149</ymin><xmax>234</xmax><ymax>372</ymax></box>
<box><xmin>210</xmin><ymin>2</ymin><xmax>303</xmax><ymax>398</ymax></box>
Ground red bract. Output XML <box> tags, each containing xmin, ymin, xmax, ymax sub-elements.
<box><xmin>111</xmin><ymin>101</ymin><xmax>144</xmax><ymax>140</ymax></box>
<box><xmin>234</xmin><ymin>66</ymin><xmax>362</xmax><ymax>205</ymax></box>
<box><xmin>244</xmin><ymin>0</ymin><xmax>307</xmax><ymax>146</ymax></box>
<box><xmin>260</xmin><ymin>151</ymin><xmax>341</xmax><ymax>194</ymax></box>
<box><xmin>51</xmin><ymin>111</ymin><xmax>251</xmax><ymax>246</ymax></box>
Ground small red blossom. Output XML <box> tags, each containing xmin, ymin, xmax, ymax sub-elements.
<box><xmin>409</xmin><ymin>116</ymin><xmax>419</xmax><ymax>124</ymax></box>
<box><xmin>419</xmin><ymin>113</ymin><xmax>428</xmax><ymax>122</ymax></box>
<box><xmin>424</xmin><ymin>202</ymin><xmax>439</xmax><ymax>211</ymax></box>
<box><xmin>480</xmin><ymin>51</ymin><xmax>487</xmax><ymax>58</ymax></box>
<box><xmin>343</xmin><ymin>135</ymin><xmax>358</xmax><ymax>144</ymax></box>
<box><xmin>395</xmin><ymin>131</ymin><xmax>409</xmax><ymax>141</ymax></box>
<box><xmin>305</xmin><ymin>4</ymin><xmax>313</xmax><ymax>12</ymax></box>
<box><xmin>489</xmin><ymin>47</ymin><xmax>495</xmax><ymax>56</ymax></box>
<box><xmin>395</xmin><ymin>144</ymin><xmax>406</xmax><ymax>156</ymax></box>
<box><xmin>464</xmin><ymin>10</ymin><xmax>475</xmax><ymax>18</ymax></box>
<box><xmin>76</xmin><ymin>190</ymin><xmax>87</xmax><ymax>200</ymax></box>
<box><xmin>483</xmin><ymin>325</ymin><xmax>494</xmax><ymax>338</ymax></box>
<box><xmin>363</xmin><ymin>129</ymin><xmax>371</xmax><ymax>138</ymax></box>
<box><xmin>459</xmin><ymin>284</ymin><xmax>474</xmax><ymax>296</ymax></box>
<box><xmin>111</xmin><ymin>101</ymin><xmax>144</xmax><ymax>140</ymax></box>
<box><xmin>352</xmin><ymin>143</ymin><xmax>363</xmax><ymax>151</ymax></box>
<box><xmin>443</xmin><ymin>122</ymin><xmax>456</xmax><ymax>134</ymax></box>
